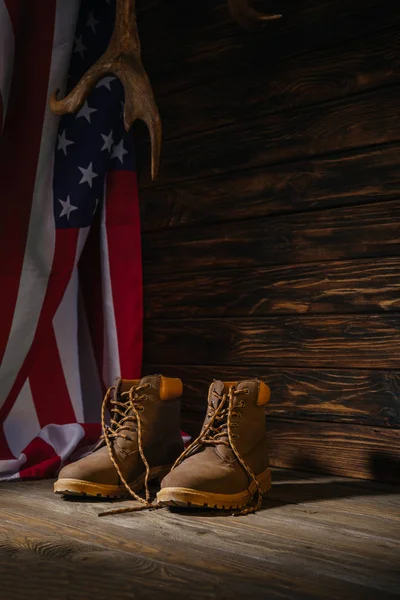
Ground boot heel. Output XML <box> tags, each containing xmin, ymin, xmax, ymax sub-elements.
<box><xmin>257</xmin><ymin>468</ymin><xmax>272</xmax><ymax>494</ymax></box>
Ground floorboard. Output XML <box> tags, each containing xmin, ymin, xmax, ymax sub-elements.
<box><xmin>1</xmin><ymin>469</ymin><xmax>399</xmax><ymax>599</ymax></box>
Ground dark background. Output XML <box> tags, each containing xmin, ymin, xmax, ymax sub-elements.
<box><xmin>136</xmin><ymin>0</ymin><xmax>400</xmax><ymax>482</ymax></box>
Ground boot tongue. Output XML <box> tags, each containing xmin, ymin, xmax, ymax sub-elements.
<box><xmin>206</xmin><ymin>380</ymin><xmax>231</xmax><ymax>445</ymax></box>
<box><xmin>209</xmin><ymin>380</ymin><xmax>225</xmax><ymax>409</ymax></box>
<box><xmin>111</xmin><ymin>378</ymin><xmax>139</xmax><ymax>427</ymax></box>
<box><xmin>207</xmin><ymin>380</ymin><xmax>244</xmax><ymax>460</ymax></box>
<box><xmin>208</xmin><ymin>380</ymin><xmax>245</xmax><ymax>409</ymax></box>
<box><xmin>119</xmin><ymin>378</ymin><xmax>141</xmax><ymax>393</ymax></box>
<box><xmin>111</xmin><ymin>378</ymin><xmax>146</xmax><ymax>453</ymax></box>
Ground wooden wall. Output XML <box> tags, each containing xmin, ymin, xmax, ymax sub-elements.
<box><xmin>137</xmin><ymin>0</ymin><xmax>400</xmax><ymax>482</ymax></box>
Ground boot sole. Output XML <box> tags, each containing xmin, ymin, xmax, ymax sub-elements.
<box><xmin>157</xmin><ymin>467</ymin><xmax>271</xmax><ymax>510</ymax></box>
<box><xmin>54</xmin><ymin>465</ymin><xmax>172</xmax><ymax>498</ymax></box>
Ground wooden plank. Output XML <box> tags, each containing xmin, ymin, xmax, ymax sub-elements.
<box><xmin>144</xmin><ymin>257</ymin><xmax>400</xmax><ymax>318</ymax></box>
<box><xmin>0</xmin><ymin>528</ymin><xmax>219</xmax><ymax>600</ymax></box>
<box><xmin>139</xmin><ymin>145</ymin><xmax>400</xmax><ymax>231</ymax></box>
<box><xmin>142</xmin><ymin>199</ymin><xmax>400</xmax><ymax>274</ymax></box>
<box><xmin>138</xmin><ymin>86</ymin><xmax>400</xmax><ymax>186</ymax></box>
<box><xmin>1</xmin><ymin>474</ymin><xmax>400</xmax><ymax>599</ymax></box>
<box><xmin>180</xmin><ymin>412</ymin><xmax>400</xmax><ymax>482</ymax></box>
<box><xmin>154</xmin><ymin>27</ymin><xmax>400</xmax><ymax>139</ymax></box>
<box><xmin>139</xmin><ymin>0</ymin><xmax>400</xmax><ymax>97</ymax></box>
<box><xmin>142</xmin><ymin>364</ymin><xmax>400</xmax><ymax>428</ymax></box>
<box><xmin>143</xmin><ymin>314</ymin><xmax>400</xmax><ymax>369</ymax></box>
<box><xmin>266</xmin><ymin>419</ymin><xmax>400</xmax><ymax>482</ymax></box>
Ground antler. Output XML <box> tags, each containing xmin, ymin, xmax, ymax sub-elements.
<box><xmin>50</xmin><ymin>0</ymin><xmax>161</xmax><ymax>180</ymax></box>
<box><xmin>227</xmin><ymin>0</ymin><xmax>282</xmax><ymax>28</ymax></box>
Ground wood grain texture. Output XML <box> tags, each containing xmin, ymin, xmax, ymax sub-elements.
<box><xmin>143</xmin><ymin>314</ymin><xmax>400</xmax><ymax>369</ymax></box>
<box><xmin>139</xmin><ymin>0</ymin><xmax>400</xmax><ymax>97</ymax></box>
<box><xmin>143</xmin><ymin>364</ymin><xmax>400</xmax><ymax>428</ymax></box>
<box><xmin>1</xmin><ymin>474</ymin><xmax>400</xmax><ymax>599</ymax></box>
<box><xmin>139</xmin><ymin>144</ymin><xmax>400</xmax><ymax>232</ymax></box>
<box><xmin>137</xmin><ymin>0</ymin><xmax>400</xmax><ymax>486</ymax></box>
<box><xmin>179</xmin><ymin>412</ymin><xmax>400</xmax><ymax>481</ymax></box>
<box><xmin>265</xmin><ymin>420</ymin><xmax>400</xmax><ymax>482</ymax></box>
<box><xmin>144</xmin><ymin>257</ymin><xmax>400</xmax><ymax>318</ymax></box>
<box><xmin>154</xmin><ymin>27</ymin><xmax>400</xmax><ymax>139</ymax></box>
<box><xmin>138</xmin><ymin>86</ymin><xmax>400</xmax><ymax>186</ymax></box>
<box><xmin>142</xmin><ymin>199</ymin><xmax>400</xmax><ymax>274</ymax></box>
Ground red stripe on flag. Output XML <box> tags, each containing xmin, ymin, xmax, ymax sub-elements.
<box><xmin>18</xmin><ymin>436</ymin><xmax>60</xmax><ymax>479</ymax></box>
<box><xmin>20</xmin><ymin>435</ymin><xmax>57</xmax><ymax>469</ymax></box>
<box><xmin>19</xmin><ymin>455</ymin><xmax>61</xmax><ymax>479</ymax></box>
<box><xmin>3</xmin><ymin>0</ymin><xmax>23</xmax><ymax>33</ymax></box>
<box><xmin>0</xmin><ymin>1</ymin><xmax>56</xmax><ymax>365</ymax></box>
<box><xmin>0</xmin><ymin>229</ymin><xmax>80</xmax><ymax>437</ymax></box>
<box><xmin>79</xmin><ymin>209</ymin><xmax>105</xmax><ymax>384</ymax></box>
<box><xmin>79</xmin><ymin>423</ymin><xmax>102</xmax><ymax>446</ymax></box>
<box><xmin>105</xmin><ymin>170</ymin><xmax>143</xmax><ymax>379</ymax></box>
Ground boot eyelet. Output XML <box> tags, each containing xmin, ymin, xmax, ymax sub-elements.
<box><xmin>232</xmin><ymin>433</ymin><xmax>239</xmax><ymax>440</ymax></box>
<box><xmin>138</xmin><ymin>406</ymin><xmax>144</xmax><ymax>412</ymax></box>
<box><xmin>239</xmin><ymin>400</ymin><xmax>246</xmax><ymax>408</ymax></box>
<box><xmin>243</xmin><ymin>388</ymin><xmax>250</xmax><ymax>395</ymax></box>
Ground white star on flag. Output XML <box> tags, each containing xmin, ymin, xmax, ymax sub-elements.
<box><xmin>57</xmin><ymin>131</ymin><xmax>74</xmax><ymax>156</ymax></box>
<box><xmin>111</xmin><ymin>139</ymin><xmax>128</xmax><ymax>163</ymax></box>
<box><xmin>96</xmin><ymin>76</ymin><xmax>116</xmax><ymax>91</ymax></box>
<box><xmin>78</xmin><ymin>162</ymin><xmax>98</xmax><ymax>188</ymax></box>
<box><xmin>73</xmin><ymin>35</ymin><xmax>86</xmax><ymax>58</ymax></box>
<box><xmin>76</xmin><ymin>101</ymin><xmax>97</xmax><ymax>123</ymax></box>
<box><xmin>86</xmin><ymin>10</ymin><xmax>99</xmax><ymax>33</ymax></box>
<box><xmin>59</xmin><ymin>196</ymin><xmax>78</xmax><ymax>220</ymax></box>
<box><xmin>101</xmin><ymin>130</ymin><xmax>114</xmax><ymax>152</ymax></box>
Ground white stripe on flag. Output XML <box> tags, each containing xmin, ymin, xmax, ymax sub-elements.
<box><xmin>0</xmin><ymin>0</ymin><xmax>14</xmax><ymax>126</ymax></box>
<box><xmin>0</xmin><ymin>0</ymin><xmax>80</xmax><ymax>410</ymax></box>
<box><xmin>3</xmin><ymin>379</ymin><xmax>40</xmax><ymax>457</ymax></box>
<box><xmin>0</xmin><ymin>455</ymin><xmax>25</xmax><ymax>479</ymax></box>
<box><xmin>39</xmin><ymin>423</ymin><xmax>85</xmax><ymax>462</ymax></box>
<box><xmin>101</xmin><ymin>185</ymin><xmax>121</xmax><ymax>386</ymax></box>
<box><xmin>52</xmin><ymin>228</ymin><xmax>90</xmax><ymax>422</ymax></box>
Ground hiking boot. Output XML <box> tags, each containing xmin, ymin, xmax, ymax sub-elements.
<box><xmin>157</xmin><ymin>379</ymin><xmax>271</xmax><ymax>513</ymax></box>
<box><xmin>54</xmin><ymin>375</ymin><xmax>184</xmax><ymax>499</ymax></box>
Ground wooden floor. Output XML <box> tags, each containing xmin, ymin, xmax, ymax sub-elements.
<box><xmin>1</xmin><ymin>469</ymin><xmax>400</xmax><ymax>600</ymax></box>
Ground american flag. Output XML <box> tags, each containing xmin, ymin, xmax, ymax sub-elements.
<box><xmin>0</xmin><ymin>0</ymin><xmax>143</xmax><ymax>479</ymax></box>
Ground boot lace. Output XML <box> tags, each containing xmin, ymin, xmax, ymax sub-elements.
<box><xmin>98</xmin><ymin>381</ymin><xmax>161</xmax><ymax>517</ymax></box>
<box><xmin>170</xmin><ymin>385</ymin><xmax>264</xmax><ymax>515</ymax></box>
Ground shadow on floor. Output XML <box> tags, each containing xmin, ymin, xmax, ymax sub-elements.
<box><xmin>165</xmin><ymin>455</ymin><xmax>400</xmax><ymax>518</ymax></box>
<box><xmin>59</xmin><ymin>453</ymin><xmax>400</xmax><ymax>517</ymax></box>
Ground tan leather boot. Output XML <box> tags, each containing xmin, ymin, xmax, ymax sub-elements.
<box><xmin>54</xmin><ymin>374</ymin><xmax>184</xmax><ymax>499</ymax></box>
<box><xmin>157</xmin><ymin>379</ymin><xmax>271</xmax><ymax>513</ymax></box>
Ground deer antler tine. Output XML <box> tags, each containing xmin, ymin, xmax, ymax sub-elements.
<box><xmin>49</xmin><ymin>62</ymin><xmax>110</xmax><ymax>116</ymax></box>
<box><xmin>227</xmin><ymin>0</ymin><xmax>282</xmax><ymax>29</ymax></box>
<box><xmin>118</xmin><ymin>64</ymin><xmax>162</xmax><ymax>180</ymax></box>
<box><xmin>144</xmin><ymin>110</ymin><xmax>162</xmax><ymax>182</ymax></box>
<box><xmin>49</xmin><ymin>0</ymin><xmax>161</xmax><ymax>180</ymax></box>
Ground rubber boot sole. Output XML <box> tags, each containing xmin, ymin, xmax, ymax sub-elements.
<box><xmin>54</xmin><ymin>464</ymin><xmax>172</xmax><ymax>498</ymax></box>
<box><xmin>157</xmin><ymin>467</ymin><xmax>271</xmax><ymax>510</ymax></box>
